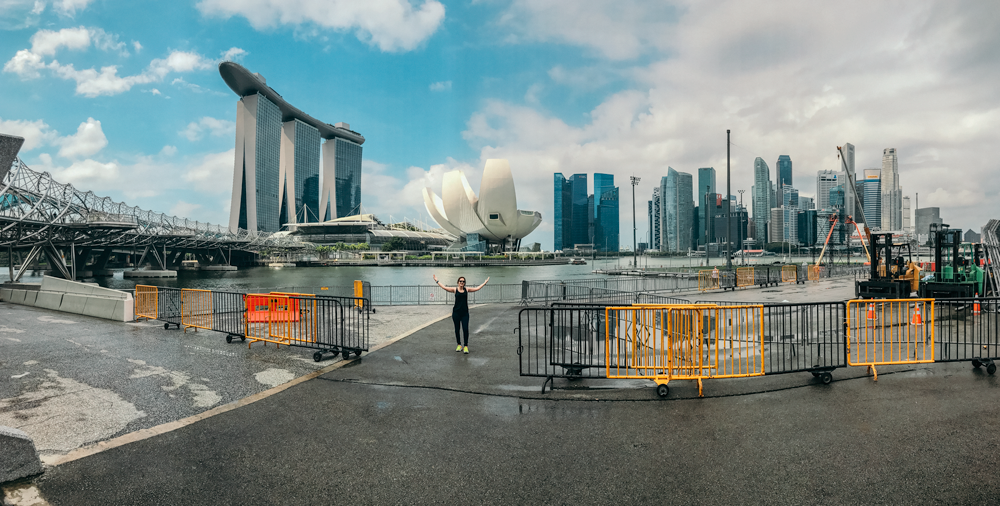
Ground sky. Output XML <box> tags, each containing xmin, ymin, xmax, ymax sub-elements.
<box><xmin>2</xmin><ymin>0</ymin><xmax>999</xmax><ymax>251</ymax></box>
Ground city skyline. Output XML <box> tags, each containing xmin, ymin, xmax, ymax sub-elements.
<box><xmin>2</xmin><ymin>1</ymin><xmax>998</xmax><ymax>250</ymax></box>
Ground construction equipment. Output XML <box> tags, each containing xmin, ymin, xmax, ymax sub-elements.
<box><xmin>982</xmin><ymin>219</ymin><xmax>1000</xmax><ymax>296</ymax></box>
<box><xmin>856</xmin><ymin>232</ymin><xmax>920</xmax><ymax>299</ymax></box>
<box><xmin>918</xmin><ymin>227</ymin><xmax>985</xmax><ymax>298</ymax></box>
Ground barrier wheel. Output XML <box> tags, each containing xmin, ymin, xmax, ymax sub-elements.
<box><xmin>313</xmin><ymin>351</ymin><xmax>323</xmax><ymax>362</ymax></box>
<box><xmin>656</xmin><ymin>384</ymin><xmax>669</xmax><ymax>398</ymax></box>
<box><xmin>241</xmin><ymin>336</ymin><xmax>246</xmax><ymax>342</ymax></box>
<box><xmin>973</xmin><ymin>359</ymin><xmax>982</xmax><ymax>368</ymax></box>
<box><xmin>354</xmin><ymin>350</ymin><xmax>363</xmax><ymax>358</ymax></box>
<box><xmin>163</xmin><ymin>323</ymin><xmax>169</xmax><ymax>330</ymax></box>
<box><xmin>820</xmin><ymin>372</ymin><xmax>833</xmax><ymax>385</ymax></box>
<box><xmin>226</xmin><ymin>335</ymin><xmax>233</xmax><ymax>344</ymax></box>
<box><xmin>342</xmin><ymin>349</ymin><xmax>350</xmax><ymax>360</ymax></box>
<box><xmin>988</xmin><ymin>363</ymin><xmax>997</xmax><ymax>376</ymax></box>
<box><xmin>810</xmin><ymin>372</ymin><xmax>819</xmax><ymax>377</ymax></box>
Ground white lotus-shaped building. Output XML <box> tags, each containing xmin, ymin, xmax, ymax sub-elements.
<box><xmin>423</xmin><ymin>159</ymin><xmax>542</xmax><ymax>251</ymax></box>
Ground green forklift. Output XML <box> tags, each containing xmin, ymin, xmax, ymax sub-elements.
<box><xmin>918</xmin><ymin>227</ymin><xmax>986</xmax><ymax>299</ymax></box>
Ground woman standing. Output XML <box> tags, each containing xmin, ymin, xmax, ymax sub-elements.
<box><xmin>433</xmin><ymin>274</ymin><xmax>489</xmax><ymax>353</ymax></box>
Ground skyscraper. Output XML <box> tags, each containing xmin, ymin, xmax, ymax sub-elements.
<box><xmin>321</xmin><ymin>135</ymin><xmax>364</xmax><ymax>220</ymax></box>
<box><xmin>279</xmin><ymin>119</ymin><xmax>321</xmax><ymax>225</ymax></box>
<box><xmin>776</xmin><ymin>155</ymin><xmax>792</xmax><ymax>191</ymax></box>
<box><xmin>661</xmin><ymin>168</ymin><xmax>693</xmax><ymax>252</ymax></box>
<box><xmin>596</xmin><ymin>187</ymin><xmax>619</xmax><ymax>252</ymax></box>
<box><xmin>220</xmin><ymin>62</ymin><xmax>365</xmax><ymax>233</ymax></box>
<box><xmin>570</xmin><ymin>174</ymin><xmax>589</xmax><ymax>247</ymax></box>
<box><xmin>782</xmin><ymin>186</ymin><xmax>799</xmax><ymax>245</ymax></box>
<box><xmin>593</xmin><ymin>173</ymin><xmax>617</xmax><ymax>251</ymax></box>
<box><xmin>816</xmin><ymin>170</ymin><xmax>841</xmax><ymax>211</ymax></box>
<box><xmin>649</xmin><ymin>186</ymin><xmax>661</xmax><ymax>250</ymax></box>
<box><xmin>902</xmin><ymin>196</ymin><xmax>911</xmax><ymax>233</ymax></box>
<box><xmin>863</xmin><ymin>169</ymin><xmax>881</xmax><ymax>229</ymax></box>
<box><xmin>230</xmin><ymin>92</ymin><xmax>282</xmax><ymax>233</ymax></box>
<box><xmin>553</xmin><ymin>173</ymin><xmax>572</xmax><ymax>250</ymax></box>
<box><xmin>697</xmin><ymin>168</ymin><xmax>716</xmax><ymax>247</ymax></box>
<box><xmin>752</xmin><ymin>158</ymin><xmax>771</xmax><ymax>243</ymax></box>
<box><xmin>881</xmin><ymin>148</ymin><xmax>901</xmax><ymax>231</ymax></box>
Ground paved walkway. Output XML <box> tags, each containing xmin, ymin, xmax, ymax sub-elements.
<box><xmin>7</xmin><ymin>278</ymin><xmax>1000</xmax><ymax>504</ymax></box>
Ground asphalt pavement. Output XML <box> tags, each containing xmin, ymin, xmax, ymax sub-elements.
<box><xmin>13</xmin><ymin>277</ymin><xmax>1000</xmax><ymax>505</ymax></box>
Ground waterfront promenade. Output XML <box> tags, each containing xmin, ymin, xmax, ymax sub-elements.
<box><xmin>5</xmin><ymin>278</ymin><xmax>1000</xmax><ymax>504</ymax></box>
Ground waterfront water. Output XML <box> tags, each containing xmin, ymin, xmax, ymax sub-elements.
<box><xmin>0</xmin><ymin>254</ymin><xmax>844</xmax><ymax>290</ymax></box>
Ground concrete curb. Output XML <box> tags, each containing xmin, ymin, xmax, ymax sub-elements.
<box><xmin>0</xmin><ymin>426</ymin><xmax>43</xmax><ymax>485</ymax></box>
<box><xmin>43</xmin><ymin>310</ymin><xmax>458</xmax><ymax>467</ymax></box>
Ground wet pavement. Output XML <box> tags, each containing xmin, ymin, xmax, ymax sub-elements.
<box><xmin>8</xmin><ymin>278</ymin><xmax>1000</xmax><ymax>504</ymax></box>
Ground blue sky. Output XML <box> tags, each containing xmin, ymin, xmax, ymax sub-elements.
<box><xmin>3</xmin><ymin>0</ymin><xmax>1000</xmax><ymax>250</ymax></box>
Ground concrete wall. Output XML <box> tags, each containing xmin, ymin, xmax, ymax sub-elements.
<box><xmin>0</xmin><ymin>276</ymin><xmax>133</xmax><ymax>321</ymax></box>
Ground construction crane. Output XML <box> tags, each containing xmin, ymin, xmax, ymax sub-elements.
<box><xmin>836</xmin><ymin>146</ymin><xmax>872</xmax><ymax>263</ymax></box>
<box><xmin>816</xmin><ymin>214</ymin><xmax>840</xmax><ymax>265</ymax></box>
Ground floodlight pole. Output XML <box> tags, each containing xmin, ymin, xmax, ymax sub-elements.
<box><xmin>726</xmin><ymin>129</ymin><xmax>732</xmax><ymax>271</ymax></box>
<box><xmin>631</xmin><ymin>176</ymin><xmax>640</xmax><ymax>269</ymax></box>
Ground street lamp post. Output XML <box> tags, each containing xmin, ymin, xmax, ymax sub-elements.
<box><xmin>726</xmin><ymin>129</ymin><xmax>732</xmax><ymax>271</ymax></box>
<box><xmin>705</xmin><ymin>185</ymin><xmax>710</xmax><ymax>267</ymax></box>
<box><xmin>631</xmin><ymin>175</ymin><xmax>640</xmax><ymax>270</ymax></box>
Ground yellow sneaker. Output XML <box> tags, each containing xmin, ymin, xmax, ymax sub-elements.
<box><xmin>463</xmin><ymin>346</ymin><xmax>469</xmax><ymax>354</ymax></box>
<box><xmin>456</xmin><ymin>345</ymin><xmax>463</xmax><ymax>352</ymax></box>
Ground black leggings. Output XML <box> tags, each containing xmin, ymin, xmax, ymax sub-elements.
<box><xmin>453</xmin><ymin>313</ymin><xmax>470</xmax><ymax>346</ymax></box>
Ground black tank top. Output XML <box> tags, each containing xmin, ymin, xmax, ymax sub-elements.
<box><xmin>453</xmin><ymin>289</ymin><xmax>468</xmax><ymax>316</ymax></box>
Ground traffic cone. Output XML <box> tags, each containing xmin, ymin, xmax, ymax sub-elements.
<box><xmin>974</xmin><ymin>293</ymin><xmax>982</xmax><ymax>315</ymax></box>
<box><xmin>866</xmin><ymin>303</ymin><xmax>876</xmax><ymax>322</ymax></box>
<box><xmin>911</xmin><ymin>304</ymin><xmax>923</xmax><ymax>325</ymax></box>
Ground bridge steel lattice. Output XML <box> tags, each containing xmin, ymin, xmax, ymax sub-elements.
<box><xmin>1</xmin><ymin>155</ymin><xmax>302</xmax><ymax>282</ymax></box>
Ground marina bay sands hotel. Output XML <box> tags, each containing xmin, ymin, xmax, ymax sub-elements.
<box><xmin>219</xmin><ymin>62</ymin><xmax>364</xmax><ymax>233</ymax></box>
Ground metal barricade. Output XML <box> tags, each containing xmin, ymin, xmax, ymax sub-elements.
<box><xmin>698</xmin><ymin>270</ymin><xmax>721</xmax><ymax>291</ymax></box>
<box><xmin>211</xmin><ymin>290</ymin><xmax>247</xmax><ymax>343</ymax></box>
<box><xmin>808</xmin><ymin>265</ymin><xmax>821</xmax><ymax>282</ymax></box>
<box><xmin>847</xmin><ymin>299</ymin><xmax>935</xmax><ymax>380</ymax></box>
<box><xmin>781</xmin><ymin>265</ymin><xmax>797</xmax><ymax>283</ymax></box>
<box><xmin>181</xmin><ymin>289</ymin><xmax>212</xmax><ymax>333</ymax></box>
<box><xmin>135</xmin><ymin>285</ymin><xmax>158</xmax><ymax>321</ymax></box>
<box><xmin>934</xmin><ymin>297</ymin><xmax>1000</xmax><ymax>373</ymax></box>
<box><xmin>760</xmin><ymin>302</ymin><xmax>847</xmax><ymax>383</ymax></box>
<box><xmin>244</xmin><ymin>293</ymin><xmax>369</xmax><ymax>362</ymax></box>
<box><xmin>605</xmin><ymin>304</ymin><xmax>764</xmax><ymax>397</ymax></box>
<box><xmin>517</xmin><ymin>306</ymin><xmax>608</xmax><ymax>393</ymax></box>
<box><xmin>157</xmin><ymin>287</ymin><xmax>182</xmax><ymax>329</ymax></box>
<box><xmin>736</xmin><ymin>267</ymin><xmax>754</xmax><ymax>288</ymax></box>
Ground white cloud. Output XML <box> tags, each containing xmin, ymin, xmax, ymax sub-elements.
<box><xmin>197</xmin><ymin>0</ymin><xmax>445</xmax><ymax>52</ymax></box>
<box><xmin>179</xmin><ymin>117</ymin><xmax>235</xmax><ymax>142</ymax></box>
<box><xmin>221</xmin><ymin>47</ymin><xmax>246</xmax><ymax>61</ymax></box>
<box><xmin>54</xmin><ymin>117</ymin><xmax>107</xmax><ymax>159</ymax></box>
<box><xmin>181</xmin><ymin>149</ymin><xmax>234</xmax><ymax>191</ymax></box>
<box><xmin>429</xmin><ymin>80</ymin><xmax>451</xmax><ymax>92</ymax></box>
<box><xmin>465</xmin><ymin>0</ymin><xmax>1000</xmax><ymax>247</ymax></box>
<box><xmin>53</xmin><ymin>0</ymin><xmax>93</xmax><ymax>16</ymax></box>
<box><xmin>4</xmin><ymin>29</ymin><xmax>234</xmax><ymax>97</ymax></box>
<box><xmin>0</xmin><ymin>117</ymin><xmax>56</xmax><ymax>151</ymax></box>
<box><xmin>160</xmin><ymin>145</ymin><xmax>177</xmax><ymax>156</ymax></box>
<box><xmin>50</xmin><ymin>159</ymin><xmax>119</xmax><ymax>186</ymax></box>
<box><xmin>169</xmin><ymin>201</ymin><xmax>202</xmax><ymax>218</ymax></box>
<box><xmin>132</xmin><ymin>41</ymin><xmax>142</xmax><ymax>53</ymax></box>
<box><xmin>30</xmin><ymin>26</ymin><xmax>91</xmax><ymax>56</ymax></box>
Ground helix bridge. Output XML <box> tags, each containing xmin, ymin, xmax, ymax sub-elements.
<box><xmin>0</xmin><ymin>134</ymin><xmax>301</xmax><ymax>282</ymax></box>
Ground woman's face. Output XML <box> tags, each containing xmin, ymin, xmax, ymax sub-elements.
<box><xmin>458</xmin><ymin>278</ymin><xmax>466</xmax><ymax>287</ymax></box>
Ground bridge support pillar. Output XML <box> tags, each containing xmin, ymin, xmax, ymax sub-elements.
<box><xmin>93</xmin><ymin>249</ymin><xmax>113</xmax><ymax>270</ymax></box>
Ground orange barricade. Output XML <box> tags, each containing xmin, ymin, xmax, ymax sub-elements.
<box><xmin>244</xmin><ymin>294</ymin><xmax>319</xmax><ymax>348</ymax></box>
<box><xmin>847</xmin><ymin>298</ymin><xmax>935</xmax><ymax>380</ymax></box>
<box><xmin>135</xmin><ymin>285</ymin><xmax>158</xmax><ymax>321</ymax></box>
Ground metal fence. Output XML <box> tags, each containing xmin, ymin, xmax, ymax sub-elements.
<box><xmin>516</xmin><ymin>297</ymin><xmax>1000</xmax><ymax>397</ymax></box>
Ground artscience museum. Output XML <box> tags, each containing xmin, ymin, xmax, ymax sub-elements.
<box><xmin>423</xmin><ymin>159</ymin><xmax>542</xmax><ymax>252</ymax></box>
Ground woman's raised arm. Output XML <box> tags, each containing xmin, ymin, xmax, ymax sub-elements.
<box><xmin>433</xmin><ymin>274</ymin><xmax>456</xmax><ymax>293</ymax></box>
<box><xmin>469</xmin><ymin>277</ymin><xmax>490</xmax><ymax>292</ymax></box>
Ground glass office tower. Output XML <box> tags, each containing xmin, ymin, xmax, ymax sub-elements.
<box><xmin>230</xmin><ymin>92</ymin><xmax>282</xmax><ymax>233</ymax></box>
